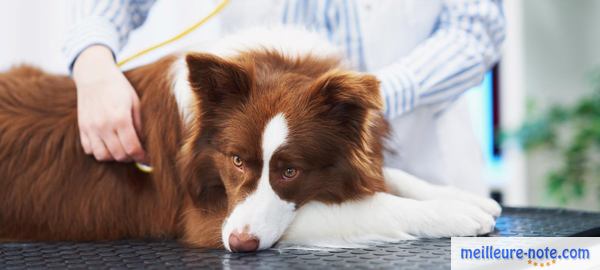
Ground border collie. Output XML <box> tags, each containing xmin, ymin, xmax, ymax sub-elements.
<box><xmin>0</xmin><ymin>27</ymin><xmax>500</xmax><ymax>252</ymax></box>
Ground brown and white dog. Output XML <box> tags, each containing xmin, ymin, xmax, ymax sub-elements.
<box><xmin>0</xmin><ymin>27</ymin><xmax>500</xmax><ymax>252</ymax></box>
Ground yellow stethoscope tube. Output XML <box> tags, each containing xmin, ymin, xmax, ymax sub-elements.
<box><xmin>117</xmin><ymin>0</ymin><xmax>229</xmax><ymax>67</ymax></box>
<box><xmin>125</xmin><ymin>0</ymin><xmax>230</xmax><ymax>173</ymax></box>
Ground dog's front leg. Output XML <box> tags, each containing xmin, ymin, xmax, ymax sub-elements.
<box><xmin>280</xmin><ymin>192</ymin><xmax>495</xmax><ymax>248</ymax></box>
<box><xmin>383</xmin><ymin>168</ymin><xmax>501</xmax><ymax>217</ymax></box>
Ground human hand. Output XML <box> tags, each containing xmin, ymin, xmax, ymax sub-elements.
<box><xmin>72</xmin><ymin>45</ymin><xmax>146</xmax><ymax>163</ymax></box>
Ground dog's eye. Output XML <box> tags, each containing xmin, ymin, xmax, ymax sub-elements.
<box><xmin>282</xmin><ymin>167</ymin><xmax>299</xmax><ymax>180</ymax></box>
<box><xmin>232</xmin><ymin>155</ymin><xmax>243</xmax><ymax>168</ymax></box>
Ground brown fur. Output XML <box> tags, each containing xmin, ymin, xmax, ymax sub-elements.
<box><xmin>0</xmin><ymin>57</ymin><xmax>188</xmax><ymax>242</ymax></box>
<box><xmin>189</xmin><ymin>51</ymin><xmax>388</xmax><ymax>209</ymax></box>
<box><xmin>0</xmin><ymin>49</ymin><xmax>388</xmax><ymax>248</ymax></box>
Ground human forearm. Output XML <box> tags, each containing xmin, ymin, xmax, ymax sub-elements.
<box><xmin>375</xmin><ymin>0</ymin><xmax>505</xmax><ymax>119</ymax></box>
<box><xmin>72</xmin><ymin>45</ymin><xmax>118</xmax><ymax>84</ymax></box>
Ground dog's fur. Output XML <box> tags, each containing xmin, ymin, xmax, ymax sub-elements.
<box><xmin>0</xmin><ymin>28</ymin><xmax>500</xmax><ymax>251</ymax></box>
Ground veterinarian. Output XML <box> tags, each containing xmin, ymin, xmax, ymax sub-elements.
<box><xmin>64</xmin><ymin>0</ymin><xmax>505</xmax><ymax>197</ymax></box>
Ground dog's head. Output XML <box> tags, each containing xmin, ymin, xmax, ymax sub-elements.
<box><xmin>180</xmin><ymin>51</ymin><xmax>388</xmax><ymax>252</ymax></box>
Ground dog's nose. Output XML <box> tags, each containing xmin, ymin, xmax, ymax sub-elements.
<box><xmin>228</xmin><ymin>232</ymin><xmax>259</xmax><ymax>252</ymax></box>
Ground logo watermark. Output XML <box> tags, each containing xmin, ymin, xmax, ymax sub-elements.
<box><xmin>451</xmin><ymin>237</ymin><xmax>600</xmax><ymax>269</ymax></box>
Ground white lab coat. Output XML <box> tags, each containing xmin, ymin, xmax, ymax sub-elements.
<box><xmin>349</xmin><ymin>1</ymin><xmax>488</xmax><ymax>196</ymax></box>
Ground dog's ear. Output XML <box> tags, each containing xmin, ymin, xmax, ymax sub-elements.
<box><xmin>186</xmin><ymin>53</ymin><xmax>252</xmax><ymax>105</ymax></box>
<box><xmin>310</xmin><ymin>71</ymin><xmax>382</xmax><ymax>122</ymax></box>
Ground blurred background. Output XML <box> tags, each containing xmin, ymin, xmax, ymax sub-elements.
<box><xmin>1</xmin><ymin>0</ymin><xmax>600</xmax><ymax>210</ymax></box>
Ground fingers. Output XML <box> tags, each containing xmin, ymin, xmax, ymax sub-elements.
<box><xmin>116</xmin><ymin>120</ymin><xmax>145</xmax><ymax>163</ymax></box>
<box><xmin>87</xmin><ymin>133</ymin><xmax>112</xmax><ymax>161</ymax></box>
<box><xmin>128</xmin><ymin>94</ymin><xmax>147</xmax><ymax>163</ymax></box>
<box><xmin>80</xmin><ymin>113</ymin><xmax>145</xmax><ymax>163</ymax></box>
<box><xmin>132</xmin><ymin>94</ymin><xmax>143</xmax><ymax>136</ymax></box>
<box><xmin>79</xmin><ymin>131</ymin><xmax>92</xmax><ymax>155</ymax></box>
<box><xmin>101</xmin><ymin>129</ymin><xmax>131</xmax><ymax>162</ymax></box>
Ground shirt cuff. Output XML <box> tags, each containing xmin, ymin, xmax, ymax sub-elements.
<box><xmin>63</xmin><ymin>16</ymin><xmax>121</xmax><ymax>72</ymax></box>
<box><xmin>373</xmin><ymin>62</ymin><xmax>420</xmax><ymax>119</ymax></box>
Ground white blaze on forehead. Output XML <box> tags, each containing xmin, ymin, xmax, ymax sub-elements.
<box><xmin>261</xmin><ymin>114</ymin><xmax>289</xmax><ymax>157</ymax></box>
<box><xmin>222</xmin><ymin>113</ymin><xmax>297</xmax><ymax>251</ymax></box>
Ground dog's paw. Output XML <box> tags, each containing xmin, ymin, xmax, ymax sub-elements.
<box><xmin>437</xmin><ymin>187</ymin><xmax>502</xmax><ymax>218</ymax></box>
<box><xmin>422</xmin><ymin>200</ymin><xmax>496</xmax><ymax>237</ymax></box>
<box><xmin>471</xmin><ymin>195</ymin><xmax>502</xmax><ymax>218</ymax></box>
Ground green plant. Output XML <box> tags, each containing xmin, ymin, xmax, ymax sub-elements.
<box><xmin>516</xmin><ymin>70</ymin><xmax>600</xmax><ymax>203</ymax></box>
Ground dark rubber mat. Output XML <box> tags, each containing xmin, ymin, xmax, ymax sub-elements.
<box><xmin>1</xmin><ymin>207</ymin><xmax>600</xmax><ymax>269</ymax></box>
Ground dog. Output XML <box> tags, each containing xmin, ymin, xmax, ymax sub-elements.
<box><xmin>0</xmin><ymin>27</ymin><xmax>500</xmax><ymax>252</ymax></box>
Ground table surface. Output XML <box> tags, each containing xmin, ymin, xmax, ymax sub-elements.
<box><xmin>1</xmin><ymin>207</ymin><xmax>600</xmax><ymax>270</ymax></box>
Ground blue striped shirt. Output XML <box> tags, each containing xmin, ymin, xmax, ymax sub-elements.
<box><xmin>63</xmin><ymin>0</ymin><xmax>505</xmax><ymax>120</ymax></box>
<box><xmin>63</xmin><ymin>0</ymin><xmax>156</xmax><ymax>68</ymax></box>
